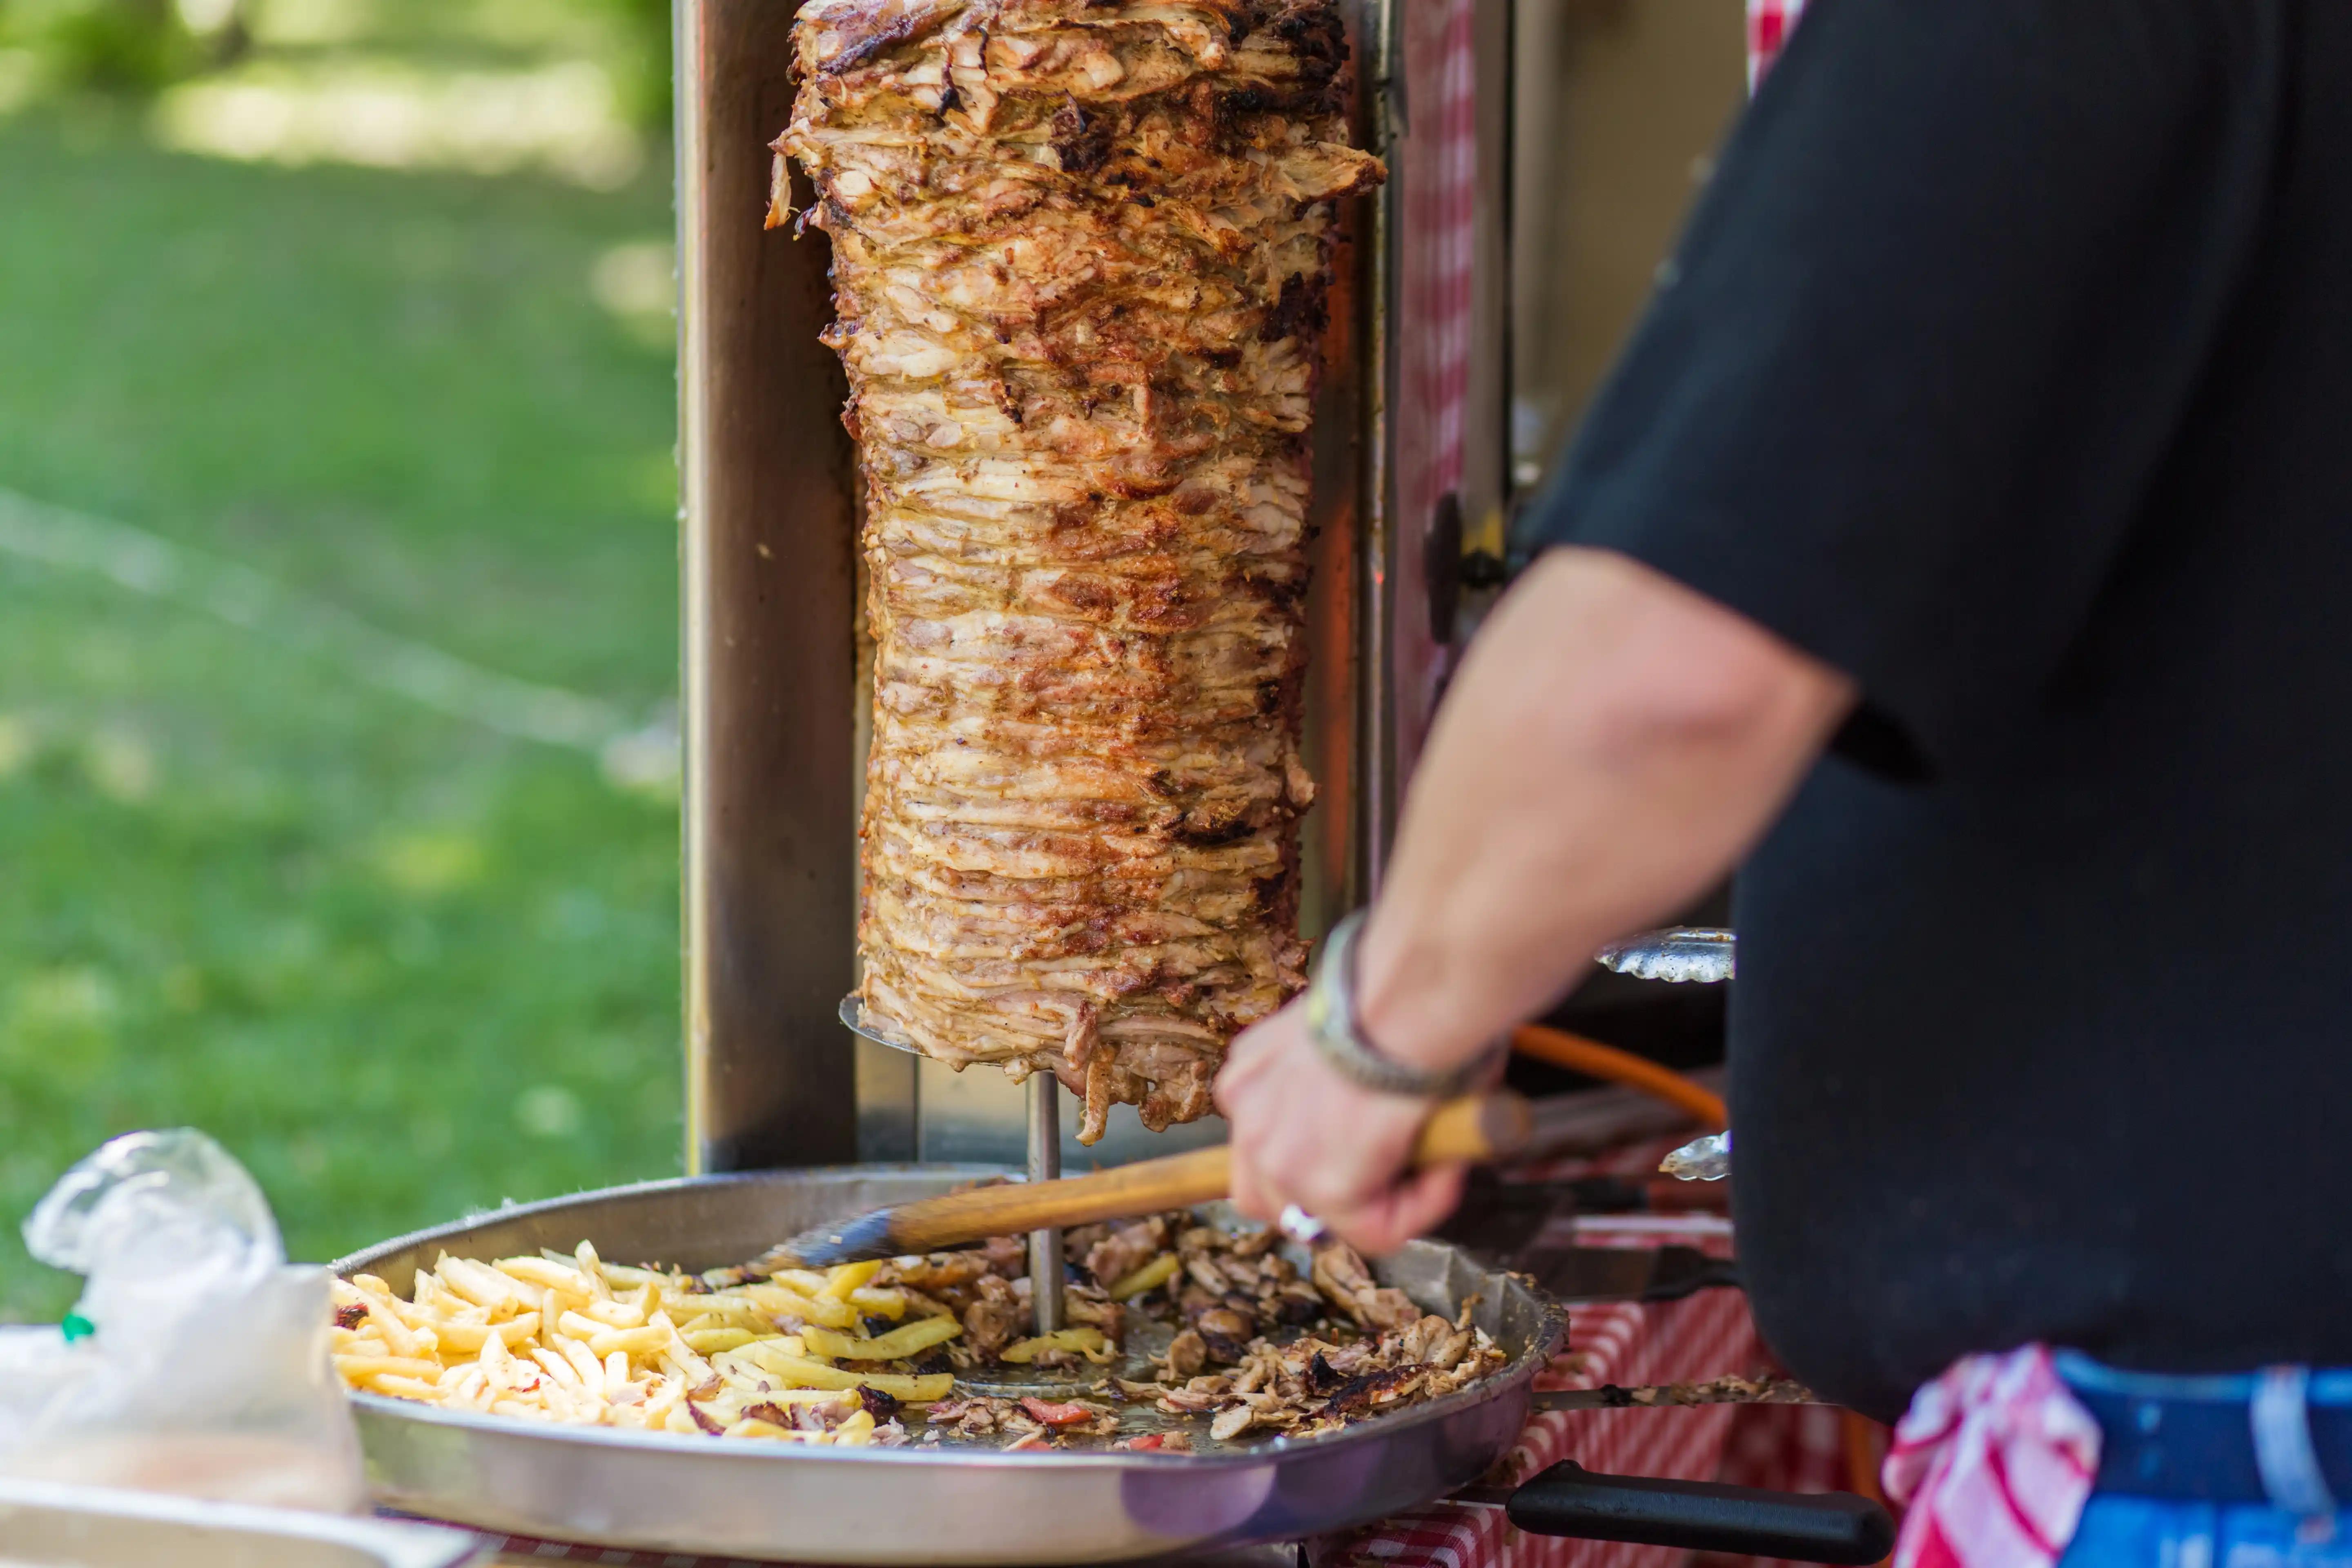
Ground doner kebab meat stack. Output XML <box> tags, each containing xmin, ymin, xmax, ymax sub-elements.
<box><xmin>775</xmin><ymin>0</ymin><xmax>1383</xmax><ymax>1141</ymax></box>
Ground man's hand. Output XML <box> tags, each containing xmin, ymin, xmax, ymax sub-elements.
<box><xmin>1214</xmin><ymin>997</ymin><xmax>1468</xmax><ymax>1256</ymax></box>
<box><xmin>1210</xmin><ymin>547</ymin><xmax>1855</xmax><ymax>1256</ymax></box>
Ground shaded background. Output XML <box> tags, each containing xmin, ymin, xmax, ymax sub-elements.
<box><xmin>0</xmin><ymin>0</ymin><xmax>683</xmax><ymax>1317</ymax></box>
<box><xmin>0</xmin><ymin>0</ymin><xmax>1740</xmax><ymax>1317</ymax></box>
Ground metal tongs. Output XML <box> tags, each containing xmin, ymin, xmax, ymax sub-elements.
<box><xmin>1595</xmin><ymin>927</ymin><xmax>1735</xmax><ymax>1182</ymax></box>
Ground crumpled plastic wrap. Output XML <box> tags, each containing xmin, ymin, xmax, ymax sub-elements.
<box><xmin>1659</xmin><ymin>1130</ymin><xmax>1731</xmax><ymax>1182</ymax></box>
<box><xmin>0</xmin><ymin>1129</ymin><xmax>364</xmax><ymax>1512</ymax></box>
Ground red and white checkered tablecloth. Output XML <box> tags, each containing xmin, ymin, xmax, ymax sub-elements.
<box><xmin>1315</xmin><ymin>1290</ymin><xmax>1765</xmax><ymax>1568</ymax></box>
<box><xmin>1308</xmin><ymin>1137</ymin><xmax>1772</xmax><ymax>1568</ymax></box>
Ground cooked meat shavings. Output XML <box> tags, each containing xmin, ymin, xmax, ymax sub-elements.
<box><xmin>1311</xmin><ymin>1239</ymin><xmax>1420</xmax><ymax>1332</ymax></box>
<box><xmin>1079</xmin><ymin>1217</ymin><xmax>1169</xmax><ymax>1288</ymax></box>
<box><xmin>1147</xmin><ymin>1309</ymin><xmax>1506</xmax><ymax>1441</ymax></box>
<box><xmin>1193</xmin><ymin>1306</ymin><xmax>1255</xmax><ymax>1364</ymax></box>
<box><xmin>926</xmin><ymin>1394</ymin><xmax>1028</xmax><ymax>1436</ymax></box>
<box><xmin>960</xmin><ymin>1274</ymin><xmax>1027</xmax><ymax>1362</ymax></box>
<box><xmin>1165</xmin><ymin>1327</ymin><xmax>1209</xmax><ymax>1379</ymax></box>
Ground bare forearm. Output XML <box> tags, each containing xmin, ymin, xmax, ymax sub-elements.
<box><xmin>1356</xmin><ymin>548</ymin><xmax>1856</xmax><ymax>1071</ymax></box>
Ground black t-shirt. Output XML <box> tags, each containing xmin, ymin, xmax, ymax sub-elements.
<box><xmin>1520</xmin><ymin>0</ymin><xmax>2352</xmax><ymax>1422</ymax></box>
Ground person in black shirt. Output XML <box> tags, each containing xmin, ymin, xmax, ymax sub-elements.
<box><xmin>1218</xmin><ymin>0</ymin><xmax>2352</xmax><ymax>1545</ymax></box>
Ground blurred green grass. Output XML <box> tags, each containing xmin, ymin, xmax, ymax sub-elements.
<box><xmin>0</xmin><ymin>98</ymin><xmax>685</xmax><ymax>1318</ymax></box>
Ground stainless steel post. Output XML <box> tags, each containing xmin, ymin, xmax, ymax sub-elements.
<box><xmin>1026</xmin><ymin>1073</ymin><xmax>1065</xmax><ymax>1335</ymax></box>
<box><xmin>677</xmin><ymin>0</ymin><xmax>864</xmax><ymax>1174</ymax></box>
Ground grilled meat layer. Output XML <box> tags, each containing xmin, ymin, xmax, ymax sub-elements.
<box><xmin>777</xmin><ymin>0</ymin><xmax>1382</xmax><ymax>1139</ymax></box>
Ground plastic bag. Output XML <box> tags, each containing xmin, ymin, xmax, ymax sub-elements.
<box><xmin>0</xmin><ymin>1129</ymin><xmax>365</xmax><ymax>1512</ymax></box>
<box><xmin>1659</xmin><ymin>1129</ymin><xmax>1731</xmax><ymax>1181</ymax></box>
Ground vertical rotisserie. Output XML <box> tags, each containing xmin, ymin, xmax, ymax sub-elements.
<box><xmin>776</xmin><ymin>0</ymin><xmax>1382</xmax><ymax>1140</ymax></box>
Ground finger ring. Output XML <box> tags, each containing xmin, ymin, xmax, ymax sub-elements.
<box><xmin>1277</xmin><ymin>1203</ymin><xmax>1328</xmax><ymax>1245</ymax></box>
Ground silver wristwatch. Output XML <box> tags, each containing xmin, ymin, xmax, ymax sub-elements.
<box><xmin>1303</xmin><ymin>910</ymin><xmax>1505</xmax><ymax>1097</ymax></box>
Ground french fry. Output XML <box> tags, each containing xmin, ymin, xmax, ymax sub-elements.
<box><xmin>437</xmin><ymin>1255</ymin><xmax>525</xmax><ymax>1315</ymax></box>
<box><xmin>600</xmin><ymin>1262</ymin><xmax>666</xmax><ymax>1289</ymax></box>
<box><xmin>532</xmin><ymin>1348</ymin><xmax>584</xmax><ymax>1394</ymax></box>
<box><xmin>580</xmin><ymin>1297</ymin><xmax>646</xmax><ymax>1330</ymax></box>
<box><xmin>432</xmin><ymin>1313</ymin><xmax>541</xmax><ymax>1354</ymax></box>
<box><xmin>819</xmin><ymin>1261</ymin><xmax>887</xmax><ymax>1300</ymax></box>
<box><xmin>738</xmin><ymin>1283</ymin><xmax>858</xmax><ymax>1330</ymax></box>
<box><xmin>650</xmin><ymin>1310</ymin><xmax>715</xmax><ymax>1385</ymax></box>
<box><xmin>341</xmin><ymin>1233</ymin><xmax>973</xmax><ymax>1443</ymax></box>
<box><xmin>641</xmin><ymin>1381</ymin><xmax>683</xmax><ymax>1432</ymax></box>
<box><xmin>664</xmin><ymin>1291</ymin><xmax>771</xmax><ymax>1330</ymax></box>
<box><xmin>722</xmin><ymin>1384</ymin><xmax>851</xmax><ymax>1406</ymax></box>
<box><xmin>362</xmin><ymin>1298</ymin><xmax>429</xmax><ymax>1360</ymax></box>
<box><xmin>558</xmin><ymin>1336</ymin><xmax>606</xmax><ymax>1395</ymax></box>
<box><xmin>735</xmin><ymin>1342</ymin><xmax>953</xmax><ymax>1402</ymax></box>
<box><xmin>588</xmin><ymin>1325</ymin><xmax>669</xmax><ymax>1360</ymax></box>
<box><xmin>574</xmin><ymin>1241</ymin><xmax>616</xmax><ymax>1300</ymax></box>
<box><xmin>800</xmin><ymin>1314</ymin><xmax>962</xmax><ymax>1362</ymax></box>
<box><xmin>766</xmin><ymin>1269</ymin><xmax>833</xmax><ymax>1296</ymax></box>
<box><xmin>1107</xmin><ymin>1253</ymin><xmax>1183</xmax><ymax>1301</ymax></box>
<box><xmin>999</xmin><ymin>1327</ymin><xmax>1112</xmax><ymax>1364</ymax></box>
<box><xmin>494</xmin><ymin>1256</ymin><xmax>591</xmax><ymax>1297</ymax></box>
<box><xmin>367</xmin><ymin>1287</ymin><xmax>443</xmax><ymax>1334</ymax></box>
<box><xmin>557</xmin><ymin>1310</ymin><xmax>612</xmax><ymax>1343</ymax></box>
<box><xmin>846</xmin><ymin>1286</ymin><xmax>913</xmax><ymax>1320</ymax></box>
<box><xmin>410</xmin><ymin>1271</ymin><xmax>474</xmax><ymax>1320</ymax></box>
<box><xmin>335</xmin><ymin>1355</ymin><xmax>446</xmax><ymax>1384</ymax></box>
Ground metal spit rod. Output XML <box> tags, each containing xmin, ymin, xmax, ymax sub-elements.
<box><xmin>837</xmin><ymin>996</ymin><xmax>1069</xmax><ymax>1335</ymax></box>
<box><xmin>1027</xmin><ymin>1071</ymin><xmax>1065</xmax><ymax>1334</ymax></box>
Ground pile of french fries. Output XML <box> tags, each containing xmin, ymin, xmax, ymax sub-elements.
<box><xmin>332</xmin><ymin>1245</ymin><xmax>984</xmax><ymax>1444</ymax></box>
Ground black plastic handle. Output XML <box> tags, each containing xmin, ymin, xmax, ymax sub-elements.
<box><xmin>1507</xmin><ymin>1462</ymin><xmax>1896</xmax><ymax>1565</ymax></box>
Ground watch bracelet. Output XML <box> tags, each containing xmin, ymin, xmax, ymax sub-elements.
<box><xmin>1304</xmin><ymin>910</ymin><xmax>1504</xmax><ymax>1098</ymax></box>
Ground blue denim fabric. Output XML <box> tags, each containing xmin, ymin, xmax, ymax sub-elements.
<box><xmin>2060</xmin><ymin>1493</ymin><xmax>2352</xmax><ymax>1568</ymax></box>
<box><xmin>2055</xmin><ymin>1355</ymin><xmax>2352</xmax><ymax>1568</ymax></box>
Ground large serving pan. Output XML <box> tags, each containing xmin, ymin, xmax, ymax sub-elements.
<box><xmin>336</xmin><ymin>1166</ymin><xmax>1568</xmax><ymax>1566</ymax></box>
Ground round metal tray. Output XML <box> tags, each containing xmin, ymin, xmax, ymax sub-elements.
<box><xmin>337</xmin><ymin>1166</ymin><xmax>1568</xmax><ymax>1566</ymax></box>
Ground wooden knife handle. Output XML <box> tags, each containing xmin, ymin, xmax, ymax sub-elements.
<box><xmin>890</xmin><ymin>1090</ymin><xmax>1532</xmax><ymax>1255</ymax></box>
